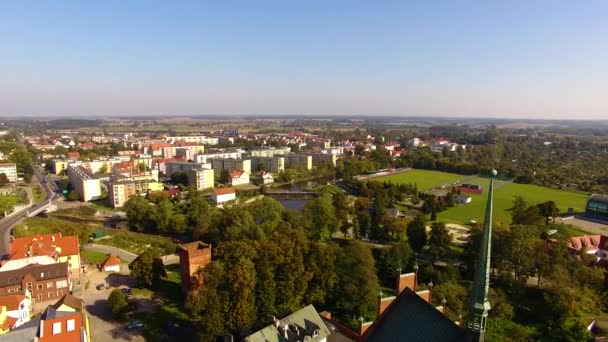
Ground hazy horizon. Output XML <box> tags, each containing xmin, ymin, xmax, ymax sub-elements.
<box><xmin>2</xmin><ymin>1</ymin><xmax>607</xmax><ymax>119</ymax></box>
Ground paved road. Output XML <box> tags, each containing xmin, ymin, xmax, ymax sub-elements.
<box><xmin>0</xmin><ymin>166</ymin><xmax>55</xmax><ymax>256</ymax></box>
<box><xmin>84</xmin><ymin>243</ymin><xmax>180</xmax><ymax>265</ymax></box>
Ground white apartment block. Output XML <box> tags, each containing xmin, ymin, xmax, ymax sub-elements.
<box><xmin>165</xmin><ymin>136</ymin><xmax>219</xmax><ymax>145</ymax></box>
<box><xmin>193</xmin><ymin>151</ymin><xmax>243</xmax><ymax>164</ymax></box>
<box><xmin>249</xmin><ymin>147</ymin><xmax>291</xmax><ymax>158</ymax></box>
<box><xmin>0</xmin><ymin>163</ymin><xmax>18</xmax><ymax>182</ymax></box>
<box><xmin>187</xmin><ymin>168</ymin><xmax>215</xmax><ymax>190</ymax></box>
<box><xmin>67</xmin><ymin>166</ymin><xmax>102</xmax><ymax>201</ymax></box>
<box><xmin>211</xmin><ymin>158</ymin><xmax>251</xmax><ymax>175</ymax></box>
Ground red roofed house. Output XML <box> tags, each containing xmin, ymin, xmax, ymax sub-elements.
<box><xmin>568</xmin><ymin>235</ymin><xmax>601</xmax><ymax>256</ymax></box>
<box><xmin>228</xmin><ymin>169</ymin><xmax>249</xmax><ymax>186</ymax></box>
<box><xmin>79</xmin><ymin>142</ymin><xmax>96</xmax><ymax>150</ymax></box>
<box><xmin>66</xmin><ymin>151</ymin><xmax>80</xmax><ymax>159</ymax></box>
<box><xmin>0</xmin><ymin>294</ymin><xmax>31</xmax><ymax>333</ymax></box>
<box><xmin>211</xmin><ymin>188</ymin><xmax>236</xmax><ymax>207</ymax></box>
<box><xmin>4</xmin><ymin>233</ymin><xmax>81</xmax><ymax>279</ymax></box>
<box><xmin>594</xmin><ymin>235</ymin><xmax>608</xmax><ymax>269</ymax></box>
<box><xmin>38</xmin><ymin>309</ymin><xmax>88</xmax><ymax>342</ymax></box>
<box><xmin>101</xmin><ymin>255</ymin><xmax>121</xmax><ymax>273</ymax></box>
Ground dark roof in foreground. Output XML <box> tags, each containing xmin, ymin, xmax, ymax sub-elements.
<box><xmin>244</xmin><ymin>304</ymin><xmax>330</xmax><ymax>342</ymax></box>
<box><xmin>363</xmin><ymin>288</ymin><xmax>467</xmax><ymax>342</ymax></box>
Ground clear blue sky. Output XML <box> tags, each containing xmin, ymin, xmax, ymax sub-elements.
<box><xmin>1</xmin><ymin>1</ymin><xmax>607</xmax><ymax>119</ymax></box>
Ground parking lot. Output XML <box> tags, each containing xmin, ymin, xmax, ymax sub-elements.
<box><xmin>81</xmin><ymin>267</ymin><xmax>146</xmax><ymax>342</ymax></box>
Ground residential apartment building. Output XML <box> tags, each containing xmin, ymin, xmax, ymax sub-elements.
<box><xmin>304</xmin><ymin>153</ymin><xmax>338</xmax><ymax>167</ymax></box>
<box><xmin>165</xmin><ymin>162</ymin><xmax>211</xmax><ymax>177</ymax></box>
<box><xmin>5</xmin><ymin>233</ymin><xmax>81</xmax><ymax>280</ymax></box>
<box><xmin>193</xmin><ymin>151</ymin><xmax>243</xmax><ymax>164</ymax></box>
<box><xmin>277</xmin><ymin>154</ymin><xmax>312</xmax><ymax>170</ymax></box>
<box><xmin>0</xmin><ymin>164</ymin><xmax>17</xmax><ymax>183</ymax></box>
<box><xmin>160</xmin><ymin>145</ymin><xmax>205</xmax><ymax>159</ymax></box>
<box><xmin>108</xmin><ymin>174</ymin><xmax>163</xmax><ymax>208</ymax></box>
<box><xmin>66</xmin><ymin>166</ymin><xmax>101</xmax><ymax>202</ymax></box>
<box><xmin>165</xmin><ymin>136</ymin><xmax>219</xmax><ymax>145</ymax></box>
<box><xmin>0</xmin><ymin>262</ymin><xmax>71</xmax><ymax>304</ymax></box>
<box><xmin>187</xmin><ymin>169</ymin><xmax>215</xmax><ymax>190</ymax></box>
<box><xmin>210</xmin><ymin>158</ymin><xmax>251</xmax><ymax>175</ymax></box>
<box><xmin>248</xmin><ymin>156</ymin><xmax>285</xmax><ymax>173</ymax></box>
<box><xmin>249</xmin><ymin>147</ymin><xmax>291</xmax><ymax>157</ymax></box>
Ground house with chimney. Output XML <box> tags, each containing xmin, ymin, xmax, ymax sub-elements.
<box><xmin>243</xmin><ymin>304</ymin><xmax>331</xmax><ymax>342</ymax></box>
<box><xmin>3</xmin><ymin>233</ymin><xmax>81</xmax><ymax>280</ymax></box>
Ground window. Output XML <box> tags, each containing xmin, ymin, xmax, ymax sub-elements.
<box><xmin>67</xmin><ymin>319</ymin><xmax>75</xmax><ymax>332</ymax></box>
<box><xmin>37</xmin><ymin>284</ymin><xmax>43</xmax><ymax>290</ymax></box>
<box><xmin>47</xmin><ymin>282</ymin><xmax>53</xmax><ymax>288</ymax></box>
<box><xmin>56</xmin><ymin>280</ymin><xmax>68</xmax><ymax>289</ymax></box>
<box><xmin>53</xmin><ymin>322</ymin><xmax>62</xmax><ymax>334</ymax></box>
<box><xmin>26</xmin><ymin>282</ymin><xmax>32</xmax><ymax>290</ymax></box>
<box><xmin>37</xmin><ymin>294</ymin><xmax>42</xmax><ymax>300</ymax></box>
<box><xmin>48</xmin><ymin>292</ymin><xmax>54</xmax><ymax>299</ymax></box>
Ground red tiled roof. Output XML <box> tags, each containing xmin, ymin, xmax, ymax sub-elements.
<box><xmin>149</xmin><ymin>143</ymin><xmax>172</xmax><ymax>150</ymax></box>
<box><xmin>0</xmin><ymin>295</ymin><xmax>26</xmax><ymax>311</ymax></box>
<box><xmin>9</xmin><ymin>233</ymin><xmax>80</xmax><ymax>260</ymax></box>
<box><xmin>102</xmin><ymin>255</ymin><xmax>121</xmax><ymax>267</ymax></box>
<box><xmin>213</xmin><ymin>188</ymin><xmax>235</xmax><ymax>195</ymax></box>
<box><xmin>39</xmin><ymin>312</ymin><xmax>83</xmax><ymax>342</ymax></box>
<box><xmin>67</xmin><ymin>152</ymin><xmax>80</xmax><ymax>158</ymax></box>
<box><xmin>0</xmin><ymin>316</ymin><xmax>18</xmax><ymax>330</ymax></box>
<box><xmin>568</xmin><ymin>235</ymin><xmax>601</xmax><ymax>253</ymax></box>
<box><xmin>230</xmin><ymin>169</ymin><xmax>245</xmax><ymax>178</ymax></box>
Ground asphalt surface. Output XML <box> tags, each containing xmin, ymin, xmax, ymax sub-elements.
<box><xmin>0</xmin><ymin>166</ymin><xmax>55</xmax><ymax>256</ymax></box>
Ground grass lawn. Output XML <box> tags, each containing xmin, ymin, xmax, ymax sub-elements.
<box><xmin>437</xmin><ymin>176</ymin><xmax>588</xmax><ymax>225</ymax></box>
<box><xmin>81</xmin><ymin>250</ymin><xmax>108</xmax><ymax>263</ymax></box>
<box><xmin>373</xmin><ymin>169</ymin><xmax>465</xmax><ymax>190</ymax></box>
<box><xmin>32</xmin><ymin>186</ymin><xmax>45</xmax><ymax>204</ymax></box>
<box><xmin>16</xmin><ymin>216</ymin><xmax>176</xmax><ymax>255</ymax></box>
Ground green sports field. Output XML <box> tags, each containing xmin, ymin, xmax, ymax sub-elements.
<box><xmin>373</xmin><ymin>169</ymin><xmax>464</xmax><ymax>191</ymax></box>
<box><xmin>374</xmin><ymin>170</ymin><xmax>589</xmax><ymax>225</ymax></box>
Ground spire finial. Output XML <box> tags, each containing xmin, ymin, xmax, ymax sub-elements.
<box><xmin>466</xmin><ymin>169</ymin><xmax>497</xmax><ymax>341</ymax></box>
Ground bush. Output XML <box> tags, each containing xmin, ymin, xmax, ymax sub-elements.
<box><xmin>108</xmin><ymin>289</ymin><xmax>128</xmax><ymax>320</ymax></box>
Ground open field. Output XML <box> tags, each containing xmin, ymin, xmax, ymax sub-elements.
<box><xmin>374</xmin><ymin>169</ymin><xmax>589</xmax><ymax>225</ymax></box>
<box><xmin>372</xmin><ymin>169</ymin><xmax>464</xmax><ymax>190</ymax></box>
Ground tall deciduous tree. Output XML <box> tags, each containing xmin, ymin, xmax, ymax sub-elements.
<box><xmin>303</xmin><ymin>193</ymin><xmax>338</xmax><ymax>241</ymax></box>
<box><xmin>129</xmin><ymin>248</ymin><xmax>167</xmax><ymax>288</ymax></box>
<box><xmin>124</xmin><ymin>195</ymin><xmax>153</xmax><ymax>232</ymax></box>
<box><xmin>334</xmin><ymin>241</ymin><xmax>379</xmax><ymax>319</ymax></box>
<box><xmin>429</xmin><ymin>222</ymin><xmax>452</xmax><ymax>261</ymax></box>
<box><xmin>407</xmin><ymin>214</ymin><xmax>427</xmax><ymax>253</ymax></box>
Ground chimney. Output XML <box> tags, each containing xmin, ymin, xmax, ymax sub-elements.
<box><xmin>376</xmin><ymin>291</ymin><xmax>395</xmax><ymax>318</ymax></box>
<box><xmin>358</xmin><ymin>317</ymin><xmax>372</xmax><ymax>336</ymax></box>
<box><xmin>396</xmin><ymin>273</ymin><xmax>417</xmax><ymax>295</ymax></box>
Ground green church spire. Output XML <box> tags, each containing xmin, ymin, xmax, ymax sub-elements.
<box><xmin>466</xmin><ymin>169</ymin><xmax>497</xmax><ymax>342</ymax></box>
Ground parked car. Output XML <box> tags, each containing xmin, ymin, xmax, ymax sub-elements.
<box><xmin>127</xmin><ymin>320</ymin><xmax>144</xmax><ymax>330</ymax></box>
<box><xmin>96</xmin><ymin>284</ymin><xmax>105</xmax><ymax>291</ymax></box>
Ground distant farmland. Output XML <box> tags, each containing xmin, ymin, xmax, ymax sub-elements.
<box><xmin>372</xmin><ymin>169</ymin><xmax>588</xmax><ymax>225</ymax></box>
